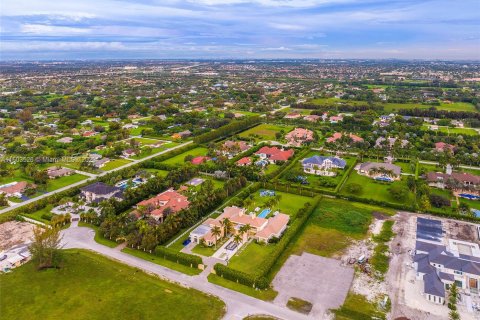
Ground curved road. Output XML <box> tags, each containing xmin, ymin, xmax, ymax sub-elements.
<box><xmin>61</xmin><ymin>221</ymin><xmax>310</xmax><ymax>320</ymax></box>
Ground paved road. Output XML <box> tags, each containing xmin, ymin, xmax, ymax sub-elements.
<box><xmin>0</xmin><ymin>141</ymin><xmax>193</xmax><ymax>216</ymax></box>
<box><xmin>61</xmin><ymin>221</ymin><xmax>310</xmax><ymax>320</ymax></box>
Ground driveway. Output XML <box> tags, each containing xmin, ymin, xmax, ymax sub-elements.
<box><xmin>61</xmin><ymin>222</ymin><xmax>312</xmax><ymax>320</ymax></box>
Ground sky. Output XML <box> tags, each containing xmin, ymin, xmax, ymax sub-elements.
<box><xmin>1</xmin><ymin>0</ymin><xmax>479</xmax><ymax>60</ymax></box>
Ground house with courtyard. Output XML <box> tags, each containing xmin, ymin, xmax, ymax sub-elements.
<box><xmin>301</xmin><ymin>155</ymin><xmax>346</xmax><ymax>176</ymax></box>
<box><xmin>80</xmin><ymin>182</ymin><xmax>124</xmax><ymax>203</ymax></box>
<box><xmin>133</xmin><ymin>188</ymin><xmax>190</xmax><ymax>222</ymax></box>
<box><xmin>285</xmin><ymin>128</ymin><xmax>314</xmax><ymax>147</ymax></box>
<box><xmin>189</xmin><ymin>206</ymin><xmax>289</xmax><ymax>246</ymax></box>
<box><xmin>255</xmin><ymin>146</ymin><xmax>294</xmax><ymax>164</ymax></box>
<box><xmin>357</xmin><ymin>162</ymin><xmax>401</xmax><ymax>181</ymax></box>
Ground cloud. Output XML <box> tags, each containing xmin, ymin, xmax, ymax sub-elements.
<box><xmin>0</xmin><ymin>0</ymin><xmax>479</xmax><ymax>60</ymax></box>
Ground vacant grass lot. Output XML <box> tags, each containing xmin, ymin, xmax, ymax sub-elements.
<box><xmin>162</xmin><ymin>147</ymin><xmax>209</xmax><ymax>165</ymax></box>
<box><xmin>46</xmin><ymin>173</ymin><xmax>88</xmax><ymax>192</ymax></box>
<box><xmin>238</xmin><ymin>123</ymin><xmax>293</xmax><ymax>142</ymax></box>
<box><xmin>100</xmin><ymin>158</ymin><xmax>133</xmax><ymax>171</ymax></box>
<box><xmin>333</xmin><ymin>292</ymin><xmax>386</xmax><ymax>320</ymax></box>
<box><xmin>0</xmin><ymin>250</ymin><xmax>225</xmax><ymax>320</ymax></box>
<box><xmin>422</xmin><ymin>124</ymin><xmax>478</xmax><ymax>136</ymax></box>
<box><xmin>208</xmin><ymin>274</ymin><xmax>278</xmax><ymax>301</ymax></box>
<box><xmin>286</xmin><ymin>198</ymin><xmax>392</xmax><ymax>259</ymax></box>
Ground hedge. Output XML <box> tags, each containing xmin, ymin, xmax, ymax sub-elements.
<box><xmin>334</xmin><ymin>157</ymin><xmax>358</xmax><ymax>193</ymax></box>
<box><xmin>194</xmin><ymin>116</ymin><xmax>261</xmax><ymax>144</ymax></box>
<box><xmin>155</xmin><ymin>246</ymin><xmax>203</xmax><ymax>268</ymax></box>
<box><xmin>214</xmin><ymin>263</ymin><xmax>269</xmax><ymax>289</ymax></box>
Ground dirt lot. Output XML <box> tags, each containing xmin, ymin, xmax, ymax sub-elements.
<box><xmin>272</xmin><ymin>252</ymin><xmax>354</xmax><ymax>319</ymax></box>
<box><xmin>0</xmin><ymin>221</ymin><xmax>35</xmax><ymax>251</ymax></box>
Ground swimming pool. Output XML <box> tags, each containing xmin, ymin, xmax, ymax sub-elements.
<box><xmin>459</xmin><ymin>193</ymin><xmax>480</xmax><ymax>200</ymax></box>
<box><xmin>258</xmin><ymin>208</ymin><xmax>271</xmax><ymax>218</ymax></box>
<box><xmin>375</xmin><ymin>176</ymin><xmax>393</xmax><ymax>182</ymax></box>
<box><xmin>472</xmin><ymin>209</ymin><xmax>480</xmax><ymax>218</ymax></box>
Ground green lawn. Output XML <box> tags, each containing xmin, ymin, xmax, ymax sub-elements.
<box><xmin>192</xmin><ymin>243</ymin><xmax>217</xmax><ymax>257</ymax></box>
<box><xmin>122</xmin><ymin>247</ymin><xmax>202</xmax><ymax>275</ymax></box>
<box><xmin>394</xmin><ymin>161</ymin><xmax>416</xmax><ymax>175</ymax></box>
<box><xmin>0</xmin><ymin>250</ymin><xmax>225</xmax><ymax>320</ymax></box>
<box><xmin>228</xmin><ymin>242</ymin><xmax>277</xmax><ymax>274</ymax></box>
<box><xmin>162</xmin><ymin>147</ymin><xmax>209</xmax><ymax>165</ymax></box>
<box><xmin>341</xmin><ymin>172</ymin><xmax>415</xmax><ymax>206</ymax></box>
<box><xmin>333</xmin><ymin>292</ymin><xmax>386</xmax><ymax>320</ymax></box>
<box><xmin>208</xmin><ymin>274</ymin><xmax>278</xmax><ymax>301</ymax></box>
<box><xmin>100</xmin><ymin>158</ymin><xmax>133</xmax><ymax>171</ymax></box>
<box><xmin>23</xmin><ymin>205</ymin><xmax>54</xmax><ymax>224</ymax></box>
<box><xmin>423</xmin><ymin>125</ymin><xmax>478</xmax><ymax>136</ymax></box>
<box><xmin>78</xmin><ymin>222</ymin><xmax>120</xmax><ymax>248</ymax></box>
<box><xmin>46</xmin><ymin>174</ymin><xmax>88</xmax><ymax>192</ymax></box>
<box><xmin>238</xmin><ymin>123</ymin><xmax>293</xmax><ymax>142</ymax></box>
<box><xmin>145</xmin><ymin>168</ymin><xmax>170</xmax><ymax>177</ymax></box>
<box><xmin>281</xmin><ymin>152</ymin><xmax>356</xmax><ymax>190</ymax></box>
<box><xmin>246</xmin><ymin>190</ymin><xmax>313</xmax><ymax>219</ymax></box>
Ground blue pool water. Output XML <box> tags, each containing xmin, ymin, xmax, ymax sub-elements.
<box><xmin>472</xmin><ymin>209</ymin><xmax>480</xmax><ymax>217</ymax></box>
<box><xmin>375</xmin><ymin>176</ymin><xmax>393</xmax><ymax>182</ymax></box>
<box><xmin>258</xmin><ymin>208</ymin><xmax>271</xmax><ymax>218</ymax></box>
<box><xmin>459</xmin><ymin>193</ymin><xmax>480</xmax><ymax>200</ymax></box>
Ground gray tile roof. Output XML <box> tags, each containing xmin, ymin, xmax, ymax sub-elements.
<box><xmin>423</xmin><ymin>272</ymin><xmax>445</xmax><ymax>297</ymax></box>
<box><xmin>301</xmin><ymin>155</ymin><xmax>346</xmax><ymax>168</ymax></box>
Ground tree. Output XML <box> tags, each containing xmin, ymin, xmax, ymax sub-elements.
<box><xmin>448</xmin><ymin>283</ymin><xmax>460</xmax><ymax>320</ymax></box>
<box><xmin>345</xmin><ymin>183</ymin><xmax>363</xmax><ymax>195</ymax></box>
<box><xmin>388</xmin><ymin>184</ymin><xmax>409</xmax><ymax>201</ymax></box>
<box><xmin>29</xmin><ymin>226</ymin><xmax>63</xmax><ymax>270</ymax></box>
<box><xmin>233</xmin><ymin>234</ymin><xmax>242</xmax><ymax>246</ymax></box>
<box><xmin>211</xmin><ymin>226</ymin><xmax>221</xmax><ymax>249</ymax></box>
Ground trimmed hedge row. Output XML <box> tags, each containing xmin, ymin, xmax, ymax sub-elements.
<box><xmin>334</xmin><ymin>158</ymin><xmax>358</xmax><ymax>193</ymax></box>
<box><xmin>194</xmin><ymin>116</ymin><xmax>261</xmax><ymax>144</ymax></box>
<box><xmin>214</xmin><ymin>264</ymin><xmax>269</xmax><ymax>289</ymax></box>
<box><xmin>155</xmin><ymin>246</ymin><xmax>203</xmax><ymax>268</ymax></box>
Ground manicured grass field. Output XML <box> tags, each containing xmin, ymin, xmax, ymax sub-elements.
<box><xmin>162</xmin><ymin>147</ymin><xmax>209</xmax><ymax>165</ymax></box>
<box><xmin>46</xmin><ymin>174</ymin><xmax>88</xmax><ymax>192</ymax></box>
<box><xmin>422</xmin><ymin>124</ymin><xmax>478</xmax><ymax>136</ymax></box>
<box><xmin>228</xmin><ymin>242</ymin><xmax>277</xmax><ymax>274</ymax></box>
<box><xmin>0</xmin><ymin>250</ymin><xmax>225</xmax><ymax>320</ymax></box>
<box><xmin>207</xmin><ymin>274</ymin><xmax>278</xmax><ymax>301</ymax></box>
<box><xmin>145</xmin><ymin>168</ymin><xmax>170</xmax><ymax>177</ymax></box>
<box><xmin>122</xmin><ymin>247</ymin><xmax>202</xmax><ymax>275</ymax></box>
<box><xmin>100</xmin><ymin>158</ymin><xmax>133</xmax><ymax>171</ymax></box>
<box><xmin>392</xmin><ymin>161</ymin><xmax>416</xmax><ymax>175</ymax></box>
<box><xmin>340</xmin><ymin>172</ymin><xmax>415</xmax><ymax>205</ymax></box>
<box><xmin>238</xmin><ymin>123</ymin><xmax>293</xmax><ymax>142</ymax></box>
<box><xmin>246</xmin><ymin>190</ymin><xmax>313</xmax><ymax>219</ymax></box>
<box><xmin>191</xmin><ymin>243</ymin><xmax>216</xmax><ymax>257</ymax></box>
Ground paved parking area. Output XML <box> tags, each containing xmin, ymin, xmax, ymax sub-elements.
<box><xmin>272</xmin><ymin>252</ymin><xmax>354</xmax><ymax>318</ymax></box>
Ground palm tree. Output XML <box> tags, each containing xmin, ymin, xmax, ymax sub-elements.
<box><xmin>233</xmin><ymin>234</ymin><xmax>242</xmax><ymax>247</ymax></box>
<box><xmin>211</xmin><ymin>226</ymin><xmax>221</xmax><ymax>249</ymax></box>
<box><xmin>221</xmin><ymin>218</ymin><xmax>233</xmax><ymax>238</ymax></box>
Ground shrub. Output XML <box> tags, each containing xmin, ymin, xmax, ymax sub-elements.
<box><xmin>155</xmin><ymin>246</ymin><xmax>203</xmax><ymax>268</ymax></box>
